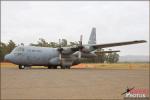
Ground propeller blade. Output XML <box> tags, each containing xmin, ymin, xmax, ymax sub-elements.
<box><xmin>78</xmin><ymin>35</ymin><xmax>83</xmax><ymax>59</ymax></box>
<box><xmin>57</xmin><ymin>39</ymin><xmax>63</xmax><ymax>64</ymax></box>
<box><xmin>78</xmin><ymin>51</ymin><xmax>81</xmax><ymax>59</ymax></box>
<box><xmin>80</xmin><ymin>35</ymin><xmax>83</xmax><ymax>46</ymax></box>
<box><xmin>59</xmin><ymin>39</ymin><xmax>61</xmax><ymax>48</ymax></box>
<box><xmin>59</xmin><ymin>53</ymin><xmax>62</xmax><ymax>60</ymax></box>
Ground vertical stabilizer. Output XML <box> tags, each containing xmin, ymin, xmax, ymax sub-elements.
<box><xmin>88</xmin><ymin>27</ymin><xmax>96</xmax><ymax>44</ymax></box>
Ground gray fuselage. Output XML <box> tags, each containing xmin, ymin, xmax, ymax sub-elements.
<box><xmin>5</xmin><ymin>46</ymin><xmax>60</xmax><ymax>66</ymax></box>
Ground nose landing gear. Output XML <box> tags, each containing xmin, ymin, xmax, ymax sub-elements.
<box><xmin>18</xmin><ymin>65</ymin><xmax>31</xmax><ymax>69</ymax></box>
<box><xmin>19</xmin><ymin>65</ymin><xmax>25</xmax><ymax>69</ymax></box>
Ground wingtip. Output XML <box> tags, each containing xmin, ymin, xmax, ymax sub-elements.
<box><xmin>140</xmin><ymin>40</ymin><xmax>147</xmax><ymax>42</ymax></box>
<box><xmin>134</xmin><ymin>40</ymin><xmax>147</xmax><ymax>43</ymax></box>
<box><xmin>143</xmin><ymin>40</ymin><xmax>147</xmax><ymax>42</ymax></box>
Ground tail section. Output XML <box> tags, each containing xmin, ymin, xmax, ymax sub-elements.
<box><xmin>88</xmin><ymin>27</ymin><xmax>96</xmax><ymax>44</ymax></box>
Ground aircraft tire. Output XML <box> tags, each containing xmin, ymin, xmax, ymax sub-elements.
<box><xmin>48</xmin><ymin>66</ymin><xmax>52</xmax><ymax>69</ymax></box>
<box><xmin>53</xmin><ymin>66</ymin><xmax>57</xmax><ymax>69</ymax></box>
<box><xmin>66</xmin><ymin>66</ymin><xmax>70</xmax><ymax>69</ymax></box>
<box><xmin>19</xmin><ymin>65</ymin><xmax>25</xmax><ymax>69</ymax></box>
<box><xmin>61</xmin><ymin>66</ymin><xmax>66</xmax><ymax>69</ymax></box>
<box><xmin>48</xmin><ymin>66</ymin><xmax>57</xmax><ymax>69</ymax></box>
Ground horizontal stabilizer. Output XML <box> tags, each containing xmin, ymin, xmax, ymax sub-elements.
<box><xmin>95</xmin><ymin>50</ymin><xmax>120</xmax><ymax>55</ymax></box>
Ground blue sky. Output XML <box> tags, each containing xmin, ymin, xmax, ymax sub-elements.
<box><xmin>1</xmin><ymin>1</ymin><xmax>149</xmax><ymax>56</ymax></box>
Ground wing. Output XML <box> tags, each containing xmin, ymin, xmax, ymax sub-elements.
<box><xmin>90</xmin><ymin>40</ymin><xmax>146</xmax><ymax>49</ymax></box>
<box><xmin>61</xmin><ymin>40</ymin><xmax>146</xmax><ymax>55</ymax></box>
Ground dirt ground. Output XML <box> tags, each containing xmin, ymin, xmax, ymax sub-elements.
<box><xmin>1</xmin><ymin>63</ymin><xmax>149</xmax><ymax>99</ymax></box>
<box><xmin>1</xmin><ymin>62</ymin><xmax>149</xmax><ymax>70</ymax></box>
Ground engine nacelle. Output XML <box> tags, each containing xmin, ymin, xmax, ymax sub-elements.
<box><xmin>82</xmin><ymin>46</ymin><xmax>95</xmax><ymax>53</ymax></box>
<box><xmin>73</xmin><ymin>52</ymin><xmax>97</xmax><ymax>58</ymax></box>
<box><xmin>62</xmin><ymin>47</ymin><xmax>73</xmax><ymax>55</ymax></box>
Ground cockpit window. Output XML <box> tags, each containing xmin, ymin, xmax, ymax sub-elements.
<box><xmin>16</xmin><ymin>47</ymin><xmax>24</xmax><ymax>51</ymax></box>
<box><xmin>12</xmin><ymin>47</ymin><xmax>24</xmax><ymax>53</ymax></box>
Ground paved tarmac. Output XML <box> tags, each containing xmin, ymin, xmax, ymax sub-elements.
<box><xmin>1</xmin><ymin>67</ymin><xmax>149</xmax><ymax>99</ymax></box>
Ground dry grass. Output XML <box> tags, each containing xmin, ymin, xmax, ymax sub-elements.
<box><xmin>73</xmin><ymin>63</ymin><xmax>149</xmax><ymax>70</ymax></box>
<box><xmin>0</xmin><ymin>62</ymin><xmax>149</xmax><ymax>70</ymax></box>
<box><xmin>1</xmin><ymin>62</ymin><xmax>17</xmax><ymax>67</ymax></box>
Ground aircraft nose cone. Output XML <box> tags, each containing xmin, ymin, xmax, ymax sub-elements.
<box><xmin>4</xmin><ymin>54</ymin><xmax>11</xmax><ymax>62</ymax></box>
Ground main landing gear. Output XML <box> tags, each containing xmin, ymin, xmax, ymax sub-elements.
<box><xmin>61</xmin><ymin>66</ymin><xmax>70</xmax><ymax>69</ymax></box>
<box><xmin>47</xmin><ymin>66</ymin><xmax>70</xmax><ymax>69</ymax></box>
<box><xmin>48</xmin><ymin>66</ymin><xmax>57</xmax><ymax>69</ymax></box>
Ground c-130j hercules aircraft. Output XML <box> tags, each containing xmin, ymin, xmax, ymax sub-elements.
<box><xmin>5</xmin><ymin>28</ymin><xmax>146</xmax><ymax>69</ymax></box>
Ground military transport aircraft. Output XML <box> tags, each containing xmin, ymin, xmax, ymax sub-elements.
<box><xmin>5</xmin><ymin>28</ymin><xmax>146</xmax><ymax>69</ymax></box>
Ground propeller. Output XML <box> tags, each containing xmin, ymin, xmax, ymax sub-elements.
<box><xmin>57</xmin><ymin>39</ymin><xmax>63</xmax><ymax>63</ymax></box>
<box><xmin>57</xmin><ymin>35</ymin><xmax>84</xmax><ymax>62</ymax></box>
<box><xmin>78</xmin><ymin>35</ymin><xmax>83</xmax><ymax>59</ymax></box>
